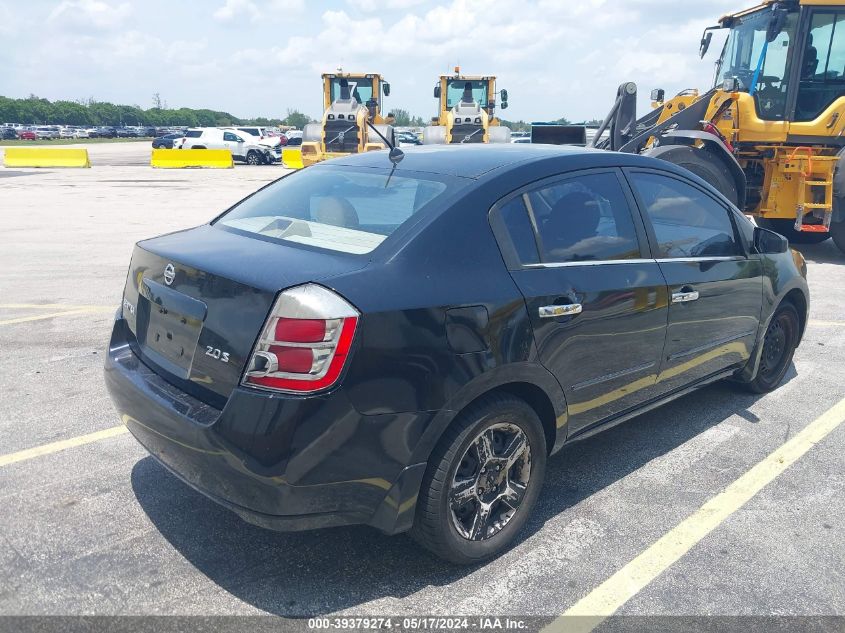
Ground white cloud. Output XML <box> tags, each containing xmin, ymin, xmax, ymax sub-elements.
<box><xmin>347</xmin><ymin>0</ymin><xmax>424</xmax><ymax>11</ymax></box>
<box><xmin>213</xmin><ymin>0</ymin><xmax>303</xmax><ymax>23</ymax></box>
<box><xmin>48</xmin><ymin>0</ymin><xmax>132</xmax><ymax>31</ymax></box>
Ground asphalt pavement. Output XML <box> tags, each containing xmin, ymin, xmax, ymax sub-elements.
<box><xmin>0</xmin><ymin>157</ymin><xmax>843</xmax><ymax>626</ymax></box>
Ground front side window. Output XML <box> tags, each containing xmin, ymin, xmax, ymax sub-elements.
<box><xmin>446</xmin><ymin>80</ymin><xmax>490</xmax><ymax>108</ymax></box>
<box><xmin>223</xmin><ymin>132</ymin><xmax>239</xmax><ymax>142</ymax></box>
<box><xmin>629</xmin><ymin>172</ymin><xmax>741</xmax><ymax>259</ymax></box>
<box><xmin>795</xmin><ymin>10</ymin><xmax>845</xmax><ymax>121</ymax></box>
<box><xmin>716</xmin><ymin>8</ymin><xmax>798</xmax><ymax>119</ymax></box>
<box><xmin>216</xmin><ymin>166</ymin><xmax>460</xmax><ymax>255</ymax></box>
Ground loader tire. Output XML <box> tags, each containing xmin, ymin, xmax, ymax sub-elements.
<box><xmin>831</xmin><ymin>219</ymin><xmax>845</xmax><ymax>254</ymax></box>
<box><xmin>372</xmin><ymin>124</ymin><xmax>395</xmax><ymax>149</ymax></box>
<box><xmin>756</xmin><ymin>218</ymin><xmax>830</xmax><ymax>244</ymax></box>
<box><xmin>487</xmin><ymin>126</ymin><xmax>512</xmax><ymax>144</ymax></box>
<box><xmin>423</xmin><ymin>125</ymin><xmax>447</xmax><ymax>145</ymax></box>
<box><xmin>645</xmin><ymin>145</ymin><xmax>739</xmax><ymax>206</ymax></box>
<box><xmin>302</xmin><ymin>123</ymin><xmax>322</xmax><ymax>144</ymax></box>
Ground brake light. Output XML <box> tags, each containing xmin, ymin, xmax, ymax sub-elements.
<box><xmin>243</xmin><ymin>284</ymin><xmax>359</xmax><ymax>394</ymax></box>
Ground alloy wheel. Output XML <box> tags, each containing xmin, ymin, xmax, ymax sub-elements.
<box><xmin>449</xmin><ymin>423</ymin><xmax>532</xmax><ymax>541</ymax></box>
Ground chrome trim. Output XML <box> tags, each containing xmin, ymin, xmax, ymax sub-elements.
<box><xmin>523</xmin><ymin>258</ymin><xmax>655</xmax><ymax>269</ymax></box>
<box><xmin>522</xmin><ymin>255</ymin><xmax>745</xmax><ymax>269</ymax></box>
<box><xmin>539</xmin><ymin>303</ymin><xmax>582</xmax><ymax>318</ymax></box>
<box><xmin>671</xmin><ymin>290</ymin><xmax>700</xmax><ymax>304</ymax></box>
<box><xmin>655</xmin><ymin>256</ymin><xmax>745</xmax><ymax>263</ymax></box>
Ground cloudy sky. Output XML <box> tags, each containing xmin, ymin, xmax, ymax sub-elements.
<box><xmin>0</xmin><ymin>0</ymin><xmax>739</xmax><ymax>122</ymax></box>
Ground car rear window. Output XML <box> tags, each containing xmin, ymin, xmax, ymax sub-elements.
<box><xmin>215</xmin><ymin>166</ymin><xmax>461</xmax><ymax>255</ymax></box>
<box><xmin>185</xmin><ymin>130</ymin><xmax>203</xmax><ymax>138</ymax></box>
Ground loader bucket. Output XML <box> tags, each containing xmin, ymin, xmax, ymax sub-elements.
<box><xmin>282</xmin><ymin>148</ymin><xmax>305</xmax><ymax>169</ymax></box>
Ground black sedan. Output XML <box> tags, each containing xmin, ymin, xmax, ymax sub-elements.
<box><xmin>151</xmin><ymin>133</ymin><xmax>183</xmax><ymax>149</ymax></box>
<box><xmin>105</xmin><ymin>145</ymin><xmax>808</xmax><ymax>564</ymax></box>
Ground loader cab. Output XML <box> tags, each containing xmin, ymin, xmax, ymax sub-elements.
<box><xmin>434</xmin><ymin>73</ymin><xmax>504</xmax><ymax>123</ymax></box>
<box><xmin>712</xmin><ymin>2</ymin><xmax>845</xmax><ymax>124</ymax></box>
<box><xmin>714</xmin><ymin>4</ymin><xmax>799</xmax><ymax>120</ymax></box>
<box><xmin>323</xmin><ymin>73</ymin><xmax>390</xmax><ymax>122</ymax></box>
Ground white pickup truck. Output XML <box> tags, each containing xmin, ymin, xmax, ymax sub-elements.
<box><xmin>174</xmin><ymin>128</ymin><xmax>279</xmax><ymax>165</ymax></box>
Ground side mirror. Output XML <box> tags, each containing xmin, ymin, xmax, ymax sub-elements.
<box><xmin>383</xmin><ymin>82</ymin><xmax>390</xmax><ymax>97</ymax></box>
<box><xmin>433</xmin><ymin>85</ymin><xmax>441</xmax><ymax>98</ymax></box>
<box><xmin>500</xmin><ymin>88</ymin><xmax>508</xmax><ymax>102</ymax></box>
<box><xmin>723</xmin><ymin>76</ymin><xmax>741</xmax><ymax>92</ymax></box>
<box><xmin>651</xmin><ymin>88</ymin><xmax>665</xmax><ymax>102</ymax></box>
<box><xmin>501</xmin><ymin>101</ymin><xmax>508</xmax><ymax>110</ymax></box>
<box><xmin>753</xmin><ymin>226</ymin><xmax>789</xmax><ymax>254</ymax></box>
<box><xmin>699</xmin><ymin>31</ymin><xmax>713</xmax><ymax>58</ymax></box>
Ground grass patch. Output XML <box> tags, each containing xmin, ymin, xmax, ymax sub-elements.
<box><xmin>0</xmin><ymin>138</ymin><xmax>153</xmax><ymax>146</ymax></box>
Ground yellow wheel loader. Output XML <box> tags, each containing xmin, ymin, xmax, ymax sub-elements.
<box><xmin>283</xmin><ymin>72</ymin><xmax>395</xmax><ymax>169</ymax></box>
<box><xmin>423</xmin><ymin>68</ymin><xmax>512</xmax><ymax>144</ymax></box>
<box><xmin>594</xmin><ymin>0</ymin><xmax>845</xmax><ymax>253</ymax></box>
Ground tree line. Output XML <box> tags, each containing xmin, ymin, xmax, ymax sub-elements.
<box><xmin>0</xmin><ymin>95</ymin><xmax>313</xmax><ymax>129</ymax></box>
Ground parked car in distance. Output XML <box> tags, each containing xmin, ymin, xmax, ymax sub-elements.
<box><xmin>235</xmin><ymin>126</ymin><xmax>286</xmax><ymax>144</ymax></box>
<box><xmin>176</xmin><ymin>128</ymin><xmax>276</xmax><ymax>165</ymax></box>
<box><xmin>105</xmin><ymin>145</ymin><xmax>809</xmax><ymax>564</ymax></box>
<box><xmin>285</xmin><ymin>136</ymin><xmax>302</xmax><ymax>147</ymax></box>
<box><xmin>151</xmin><ymin>133</ymin><xmax>183</xmax><ymax>149</ymax></box>
<box><xmin>17</xmin><ymin>130</ymin><xmax>37</xmax><ymax>140</ymax></box>
<box><xmin>97</xmin><ymin>127</ymin><xmax>117</xmax><ymax>138</ymax></box>
<box><xmin>1</xmin><ymin>127</ymin><xmax>17</xmax><ymax>140</ymax></box>
<box><xmin>34</xmin><ymin>126</ymin><xmax>59</xmax><ymax>139</ymax></box>
<box><xmin>397</xmin><ymin>131</ymin><xmax>422</xmax><ymax>146</ymax></box>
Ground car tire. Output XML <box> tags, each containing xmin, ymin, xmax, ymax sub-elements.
<box><xmin>410</xmin><ymin>393</ymin><xmax>546</xmax><ymax>565</ymax></box>
<box><xmin>246</xmin><ymin>150</ymin><xmax>261</xmax><ymax>166</ymax></box>
<box><xmin>742</xmin><ymin>302</ymin><xmax>800</xmax><ymax>394</ymax></box>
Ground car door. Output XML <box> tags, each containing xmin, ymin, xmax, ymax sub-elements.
<box><xmin>222</xmin><ymin>132</ymin><xmax>245</xmax><ymax>160</ymax></box>
<box><xmin>625</xmin><ymin>168</ymin><xmax>763</xmax><ymax>393</ymax></box>
<box><xmin>490</xmin><ymin>168</ymin><xmax>670</xmax><ymax>436</ymax></box>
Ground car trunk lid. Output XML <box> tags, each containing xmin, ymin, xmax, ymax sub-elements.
<box><xmin>121</xmin><ymin>224</ymin><xmax>367</xmax><ymax>408</ymax></box>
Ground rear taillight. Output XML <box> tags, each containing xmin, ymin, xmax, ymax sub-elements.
<box><xmin>242</xmin><ymin>284</ymin><xmax>359</xmax><ymax>394</ymax></box>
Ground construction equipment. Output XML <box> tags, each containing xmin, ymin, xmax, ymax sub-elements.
<box><xmin>285</xmin><ymin>71</ymin><xmax>395</xmax><ymax>169</ymax></box>
<box><xmin>594</xmin><ymin>0</ymin><xmax>845</xmax><ymax>252</ymax></box>
<box><xmin>423</xmin><ymin>68</ymin><xmax>511</xmax><ymax>144</ymax></box>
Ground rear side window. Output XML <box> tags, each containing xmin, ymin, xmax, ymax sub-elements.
<box><xmin>216</xmin><ymin>166</ymin><xmax>460</xmax><ymax>255</ymax></box>
<box><xmin>185</xmin><ymin>130</ymin><xmax>202</xmax><ymax>138</ymax></box>
<box><xmin>629</xmin><ymin>172</ymin><xmax>741</xmax><ymax>258</ymax></box>
<box><xmin>498</xmin><ymin>197</ymin><xmax>540</xmax><ymax>265</ymax></box>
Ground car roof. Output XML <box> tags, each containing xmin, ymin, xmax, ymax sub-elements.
<box><xmin>324</xmin><ymin>144</ymin><xmax>676</xmax><ymax>179</ymax></box>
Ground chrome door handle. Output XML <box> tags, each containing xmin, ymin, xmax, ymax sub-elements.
<box><xmin>672</xmin><ymin>290</ymin><xmax>700</xmax><ymax>304</ymax></box>
<box><xmin>539</xmin><ymin>304</ymin><xmax>582</xmax><ymax>318</ymax></box>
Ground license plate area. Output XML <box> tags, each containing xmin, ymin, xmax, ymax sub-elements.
<box><xmin>137</xmin><ymin>278</ymin><xmax>207</xmax><ymax>379</ymax></box>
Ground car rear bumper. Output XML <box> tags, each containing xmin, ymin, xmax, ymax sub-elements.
<box><xmin>105</xmin><ymin>317</ymin><xmax>430</xmax><ymax>534</ymax></box>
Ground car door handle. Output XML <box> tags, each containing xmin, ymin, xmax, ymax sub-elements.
<box><xmin>539</xmin><ymin>303</ymin><xmax>582</xmax><ymax>318</ymax></box>
<box><xmin>672</xmin><ymin>289</ymin><xmax>700</xmax><ymax>304</ymax></box>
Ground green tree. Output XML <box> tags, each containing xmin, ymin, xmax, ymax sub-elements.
<box><xmin>282</xmin><ymin>109</ymin><xmax>311</xmax><ymax>129</ymax></box>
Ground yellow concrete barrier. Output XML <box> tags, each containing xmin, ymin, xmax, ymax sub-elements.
<box><xmin>3</xmin><ymin>147</ymin><xmax>90</xmax><ymax>168</ymax></box>
<box><xmin>282</xmin><ymin>147</ymin><xmax>304</xmax><ymax>169</ymax></box>
<box><xmin>151</xmin><ymin>148</ymin><xmax>233</xmax><ymax>169</ymax></box>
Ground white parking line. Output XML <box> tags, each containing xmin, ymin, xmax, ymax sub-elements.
<box><xmin>544</xmin><ymin>395</ymin><xmax>845</xmax><ymax>633</ymax></box>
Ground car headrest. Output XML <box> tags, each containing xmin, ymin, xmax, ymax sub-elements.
<box><xmin>547</xmin><ymin>191</ymin><xmax>601</xmax><ymax>240</ymax></box>
<box><xmin>313</xmin><ymin>197</ymin><xmax>360</xmax><ymax>229</ymax></box>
